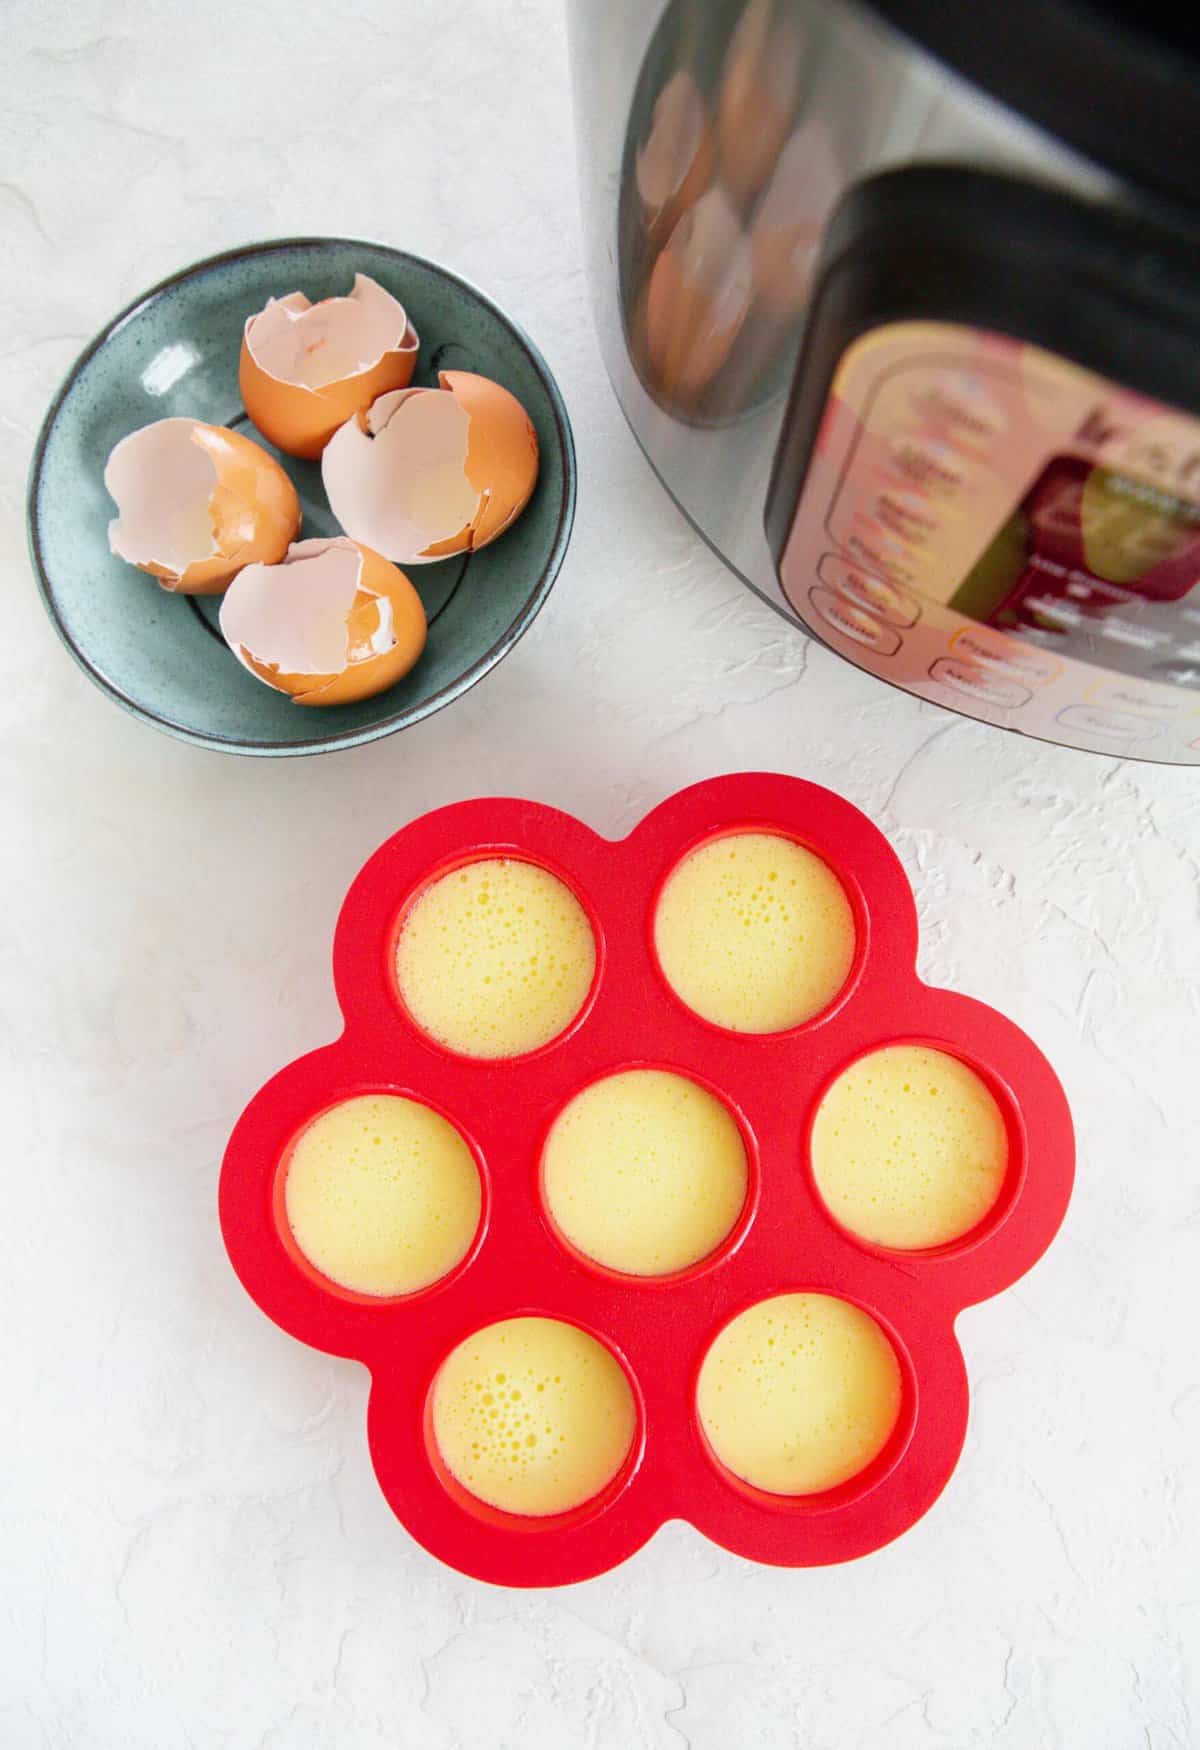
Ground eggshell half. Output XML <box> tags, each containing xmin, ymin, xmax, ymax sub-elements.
<box><xmin>320</xmin><ymin>371</ymin><xmax>539</xmax><ymax>565</ymax></box>
<box><xmin>105</xmin><ymin>417</ymin><xmax>301</xmax><ymax>594</ymax></box>
<box><xmin>240</xmin><ymin>273</ymin><xmax>420</xmax><ymax>460</ymax></box>
<box><xmin>218</xmin><ymin>536</ymin><xmax>427</xmax><ymax>706</ymax></box>
<box><xmin>644</xmin><ymin>185</ymin><xmax>753</xmax><ymax>398</ymax></box>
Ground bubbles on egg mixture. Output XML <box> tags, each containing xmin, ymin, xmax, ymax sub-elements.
<box><xmin>395</xmin><ymin>859</ymin><xmax>596</xmax><ymax>1059</ymax></box>
<box><xmin>542</xmin><ymin>1068</ymin><xmax>748</xmax><ymax>1276</ymax></box>
<box><xmin>654</xmin><ymin>832</ymin><xmax>855</xmax><ymax>1032</ymax></box>
<box><xmin>430</xmin><ymin>1317</ymin><xmax>637</xmax><ymax>1517</ymax></box>
<box><xmin>283</xmin><ymin>1094</ymin><xmax>481</xmax><ymax>1297</ymax></box>
<box><xmin>811</xmin><ymin>1045</ymin><xmax>1008</xmax><ymax>1250</ymax></box>
<box><xmin>696</xmin><ymin>1292</ymin><xmax>902</xmax><ymax>1495</ymax></box>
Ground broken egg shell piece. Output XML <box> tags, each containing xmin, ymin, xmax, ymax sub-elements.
<box><xmin>446</xmin><ymin>370</ymin><xmax>540</xmax><ymax>550</ymax></box>
<box><xmin>218</xmin><ymin>536</ymin><xmax>427</xmax><ymax>707</ymax></box>
<box><xmin>105</xmin><ymin>417</ymin><xmax>301</xmax><ymax>595</ymax></box>
<box><xmin>239</xmin><ymin>273</ymin><xmax>420</xmax><ymax>460</ymax></box>
<box><xmin>320</xmin><ymin>371</ymin><xmax>539</xmax><ymax>565</ymax></box>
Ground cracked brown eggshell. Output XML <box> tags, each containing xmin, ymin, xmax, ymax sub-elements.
<box><xmin>218</xmin><ymin>536</ymin><xmax>427</xmax><ymax>707</ymax></box>
<box><xmin>320</xmin><ymin>370</ymin><xmax>539</xmax><ymax>565</ymax></box>
<box><xmin>239</xmin><ymin>273</ymin><xmax>420</xmax><ymax>460</ymax></box>
<box><xmin>105</xmin><ymin>416</ymin><xmax>301</xmax><ymax>595</ymax></box>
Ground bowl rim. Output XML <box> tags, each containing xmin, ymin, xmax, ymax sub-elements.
<box><xmin>25</xmin><ymin>234</ymin><xmax>577</xmax><ymax>758</ymax></box>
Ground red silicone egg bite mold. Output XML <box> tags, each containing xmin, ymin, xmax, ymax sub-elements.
<box><xmin>220</xmin><ymin>773</ymin><xmax>1073</xmax><ymax>1585</ymax></box>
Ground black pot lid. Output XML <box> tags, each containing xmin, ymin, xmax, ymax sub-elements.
<box><xmin>865</xmin><ymin>0</ymin><xmax>1200</xmax><ymax>213</ymax></box>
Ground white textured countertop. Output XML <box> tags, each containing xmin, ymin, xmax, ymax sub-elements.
<box><xmin>4</xmin><ymin>2</ymin><xmax>1199</xmax><ymax>1745</ymax></box>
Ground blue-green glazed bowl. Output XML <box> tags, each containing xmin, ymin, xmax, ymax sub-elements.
<box><xmin>27</xmin><ymin>238</ymin><xmax>575</xmax><ymax>756</ymax></box>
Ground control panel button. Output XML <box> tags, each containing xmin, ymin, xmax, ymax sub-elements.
<box><xmin>907</xmin><ymin>371</ymin><xmax>1008</xmax><ymax>454</ymax></box>
<box><xmin>1089</xmin><ymin>678</ymin><xmax>1200</xmax><ymax>719</ymax></box>
<box><xmin>929</xmin><ymin>658</ymin><xmax>1031</xmax><ymax>711</ymax></box>
<box><xmin>841</xmin><ymin>526</ymin><xmax>924</xmax><ymax>589</ymax></box>
<box><xmin>948</xmin><ymin>626</ymin><xmax>1061</xmax><ymax>686</ymax></box>
<box><xmin>818</xmin><ymin>554</ymin><xmax>920</xmax><ymax>627</ymax></box>
<box><xmin>886</xmin><ymin>433</ymin><xmax>971</xmax><ymax>500</ymax></box>
<box><xmin>807</xmin><ymin>587</ymin><xmax>901</xmax><ymax>656</ymax></box>
<box><xmin>869</xmin><ymin>487</ymin><xmax>943</xmax><ymax>546</ymax></box>
<box><xmin>1055</xmin><ymin>703</ymin><xmax>1162</xmax><ymax>742</ymax></box>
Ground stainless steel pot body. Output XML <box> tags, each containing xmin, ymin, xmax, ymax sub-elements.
<box><xmin>568</xmin><ymin>0</ymin><xmax>1200</xmax><ymax>763</ymax></box>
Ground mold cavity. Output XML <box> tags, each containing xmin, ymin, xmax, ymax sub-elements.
<box><xmin>428</xmin><ymin>1317</ymin><xmax>637</xmax><ymax>1518</ymax></box>
<box><xmin>280</xmin><ymin>1094</ymin><xmax>482</xmax><ymax>1298</ymax></box>
<box><xmin>696</xmin><ymin>1293</ymin><xmax>902</xmax><ymax>1496</ymax></box>
<box><xmin>810</xmin><ymin>1044</ymin><xmax>1009</xmax><ymax>1251</ymax></box>
<box><xmin>394</xmin><ymin>857</ymin><xmax>597</xmax><ymax>1059</ymax></box>
<box><xmin>542</xmin><ymin>1068</ymin><xmax>749</xmax><ymax>1278</ymax></box>
<box><xmin>654</xmin><ymin>832</ymin><xmax>855</xmax><ymax>1033</ymax></box>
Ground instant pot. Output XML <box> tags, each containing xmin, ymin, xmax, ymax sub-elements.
<box><xmin>568</xmin><ymin>0</ymin><xmax>1200</xmax><ymax>762</ymax></box>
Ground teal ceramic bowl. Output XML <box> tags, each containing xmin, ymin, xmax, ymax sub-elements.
<box><xmin>27</xmin><ymin>238</ymin><xmax>575</xmax><ymax>756</ymax></box>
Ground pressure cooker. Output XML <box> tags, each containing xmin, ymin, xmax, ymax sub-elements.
<box><xmin>568</xmin><ymin>0</ymin><xmax>1200</xmax><ymax>762</ymax></box>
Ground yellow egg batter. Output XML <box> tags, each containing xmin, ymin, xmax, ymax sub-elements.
<box><xmin>696</xmin><ymin>1293</ymin><xmax>902</xmax><ymax>1495</ymax></box>
<box><xmin>811</xmin><ymin>1045</ymin><xmax>1008</xmax><ymax>1249</ymax></box>
<box><xmin>430</xmin><ymin>1317</ymin><xmax>637</xmax><ymax>1517</ymax></box>
<box><xmin>654</xmin><ymin>833</ymin><xmax>856</xmax><ymax>1032</ymax></box>
<box><xmin>395</xmin><ymin>858</ymin><xmax>596</xmax><ymax>1059</ymax></box>
<box><xmin>283</xmin><ymin>1094</ymin><xmax>481</xmax><ymax>1297</ymax></box>
<box><xmin>542</xmin><ymin>1069</ymin><xmax>748</xmax><ymax>1276</ymax></box>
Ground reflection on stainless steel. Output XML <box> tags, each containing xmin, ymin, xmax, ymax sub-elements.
<box><xmin>643</xmin><ymin>185</ymin><xmax>753</xmax><ymax>400</ymax></box>
<box><xmin>749</xmin><ymin>120</ymin><xmax>840</xmax><ymax>319</ymax></box>
<box><xmin>569</xmin><ymin>0</ymin><xmax>1108</xmax><ymax>594</ymax></box>
<box><xmin>634</xmin><ymin>69</ymin><xmax>714</xmax><ymax>246</ymax></box>
<box><xmin>618</xmin><ymin>0</ymin><xmax>823</xmax><ymax>428</ymax></box>
<box><xmin>715</xmin><ymin>0</ymin><xmax>803</xmax><ymax>208</ymax></box>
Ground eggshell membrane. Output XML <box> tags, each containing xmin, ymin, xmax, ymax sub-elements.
<box><xmin>718</xmin><ymin>0</ymin><xmax>802</xmax><ymax>207</ymax></box>
<box><xmin>320</xmin><ymin>372</ymin><xmax>539</xmax><ymax>565</ymax></box>
<box><xmin>240</xmin><ymin>273</ymin><xmax>419</xmax><ymax>460</ymax></box>
<box><xmin>635</xmin><ymin>69</ymin><xmax>715</xmax><ymax>246</ymax></box>
<box><xmin>218</xmin><ymin>536</ymin><xmax>426</xmax><ymax>707</ymax></box>
<box><xmin>105</xmin><ymin>417</ymin><xmax>301</xmax><ymax>595</ymax></box>
<box><xmin>645</xmin><ymin>185</ymin><xmax>753</xmax><ymax>398</ymax></box>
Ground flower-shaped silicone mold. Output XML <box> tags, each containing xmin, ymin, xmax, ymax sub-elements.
<box><xmin>220</xmin><ymin>774</ymin><xmax>1073</xmax><ymax>1586</ymax></box>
